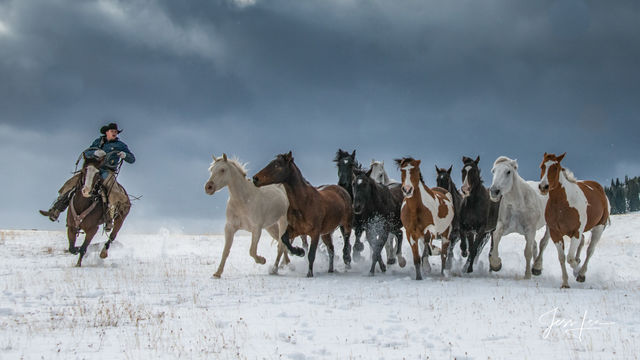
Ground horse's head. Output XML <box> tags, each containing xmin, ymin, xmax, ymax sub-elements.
<box><xmin>352</xmin><ymin>168</ymin><xmax>374</xmax><ymax>214</ymax></box>
<box><xmin>334</xmin><ymin>149</ymin><xmax>357</xmax><ymax>189</ymax></box>
<box><xmin>489</xmin><ymin>156</ymin><xmax>518</xmax><ymax>202</ymax></box>
<box><xmin>369</xmin><ymin>160</ymin><xmax>388</xmax><ymax>185</ymax></box>
<box><xmin>253</xmin><ymin>151</ymin><xmax>294</xmax><ymax>187</ymax></box>
<box><xmin>205</xmin><ymin>153</ymin><xmax>244</xmax><ymax>195</ymax></box>
<box><xmin>395</xmin><ymin>157</ymin><xmax>421</xmax><ymax>198</ymax></box>
<box><xmin>460</xmin><ymin>156</ymin><xmax>481</xmax><ymax>198</ymax></box>
<box><xmin>80</xmin><ymin>154</ymin><xmax>104</xmax><ymax>198</ymax></box>
<box><xmin>435</xmin><ymin>165</ymin><xmax>453</xmax><ymax>190</ymax></box>
<box><xmin>539</xmin><ymin>152</ymin><xmax>566</xmax><ymax>195</ymax></box>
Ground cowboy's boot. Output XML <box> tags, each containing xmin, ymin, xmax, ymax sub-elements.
<box><xmin>39</xmin><ymin>190</ymin><xmax>73</xmax><ymax>222</ymax></box>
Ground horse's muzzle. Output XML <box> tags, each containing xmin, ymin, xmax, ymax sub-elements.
<box><xmin>252</xmin><ymin>176</ymin><xmax>260</xmax><ymax>186</ymax></box>
<box><xmin>402</xmin><ymin>185</ymin><xmax>414</xmax><ymax>198</ymax></box>
<box><xmin>204</xmin><ymin>181</ymin><xmax>216</xmax><ymax>195</ymax></box>
<box><xmin>489</xmin><ymin>187</ymin><xmax>501</xmax><ymax>202</ymax></box>
<box><xmin>538</xmin><ymin>183</ymin><xmax>549</xmax><ymax>195</ymax></box>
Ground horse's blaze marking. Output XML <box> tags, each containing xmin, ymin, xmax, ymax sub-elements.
<box><xmin>83</xmin><ymin>165</ymin><xmax>99</xmax><ymax>196</ymax></box>
<box><xmin>357</xmin><ymin>179</ymin><xmax>363</xmax><ymax>185</ymax></box>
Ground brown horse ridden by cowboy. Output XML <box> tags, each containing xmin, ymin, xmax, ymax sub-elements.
<box><xmin>40</xmin><ymin>123</ymin><xmax>135</xmax><ymax>234</ymax></box>
<box><xmin>538</xmin><ymin>153</ymin><xmax>610</xmax><ymax>288</ymax></box>
<box><xmin>252</xmin><ymin>151</ymin><xmax>353</xmax><ymax>278</ymax></box>
<box><xmin>396</xmin><ymin>157</ymin><xmax>455</xmax><ymax>280</ymax></box>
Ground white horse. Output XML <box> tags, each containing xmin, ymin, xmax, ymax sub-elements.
<box><xmin>488</xmin><ymin>156</ymin><xmax>550</xmax><ymax>279</ymax></box>
<box><xmin>369</xmin><ymin>159</ymin><xmax>403</xmax><ymax>265</ymax></box>
<box><xmin>204</xmin><ymin>153</ymin><xmax>291</xmax><ymax>277</ymax></box>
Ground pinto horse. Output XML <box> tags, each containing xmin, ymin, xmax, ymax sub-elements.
<box><xmin>459</xmin><ymin>156</ymin><xmax>500</xmax><ymax>273</ymax></box>
<box><xmin>396</xmin><ymin>157</ymin><xmax>454</xmax><ymax>280</ymax></box>
<box><xmin>67</xmin><ymin>155</ymin><xmax>129</xmax><ymax>267</ymax></box>
<box><xmin>253</xmin><ymin>151</ymin><xmax>353</xmax><ymax>277</ymax></box>
<box><xmin>351</xmin><ymin>168</ymin><xmax>405</xmax><ymax>275</ymax></box>
<box><xmin>538</xmin><ymin>153</ymin><xmax>609</xmax><ymax>288</ymax></box>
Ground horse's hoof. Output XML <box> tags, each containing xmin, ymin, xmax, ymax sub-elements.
<box><xmin>524</xmin><ymin>273</ymin><xmax>532</xmax><ymax>280</ymax></box>
<box><xmin>461</xmin><ymin>250</ymin><xmax>469</xmax><ymax>258</ymax></box>
<box><xmin>368</xmin><ymin>271</ymin><xmax>375</xmax><ymax>277</ymax></box>
<box><xmin>269</xmin><ymin>266</ymin><xmax>278</xmax><ymax>275</ymax></box>
<box><xmin>490</xmin><ymin>262</ymin><xmax>502</xmax><ymax>272</ymax></box>
<box><xmin>68</xmin><ymin>247</ymin><xmax>79</xmax><ymax>255</ymax></box>
<box><xmin>576</xmin><ymin>274</ymin><xmax>585</xmax><ymax>283</ymax></box>
<box><xmin>380</xmin><ymin>264</ymin><xmax>387</xmax><ymax>273</ymax></box>
<box><xmin>354</xmin><ymin>242</ymin><xmax>364</xmax><ymax>252</ymax></box>
<box><xmin>99</xmin><ymin>249</ymin><xmax>108</xmax><ymax>259</ymax></box>
<box><xmin>292</xmin><ymin>248</ymin><xmax>305</xmax><ymax>257</ymax></box>
<box><xmin>532</xmin><ymin>268</ymin><xmax>542</xmax><ymax>276</ymax></box>
<box><xmin>306</xmin><ymin>271</ymin><xmax>314</xmax><ymax>278</ymax></box>
<box><xmin>561</xmin><ymin>284</ymin><xmax>570</xmax><ymax>289</ymax></box>
<box><xmin>343</xmin><ymin>254</ymin><xmax>352</xmax><ymax>265</ymax></box>
<box><xmin>398</xmin><ymin>257</ymin><xmax>407</xmax><ymax>268</ymax></box>
<box><xmin>213</xmin><ymin>273</ymin><xmax>222</xmax><ymax>279</ymax></box>
<box><xmin>415</xmin><ymin>274</ymin><xmax>423</xmax><ymax>281</ymax></box>
<box><xmin>387</xmin><ymin>258</ymin><xmax>396</xmax><ymax>265</ymax></box>
<box><xmin>328</xmin><ymin>268</ymin><xmax>334</xmax><ymax>273</ymax></box>
<box><xmin>255</xmin><ymin>256</ymin><xmax>266</xmax><ymax>265</ymax></box>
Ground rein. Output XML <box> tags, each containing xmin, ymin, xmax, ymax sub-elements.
<box><xmin>69</xmin><ymin>193</ymin><xmax>99</xmax><ymax>229</ymax></box>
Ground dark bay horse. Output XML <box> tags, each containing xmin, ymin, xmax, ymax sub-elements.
<box><xmin>436</xmin><ymin>165</ymin><xmax>464</xmax><ymax>269</ymax></box>
<box><xmin>67</xmin><ymin>155</ymin><xmax>129</xmax><ymax>267</ymax></box>
<box><xmin>459</xmin><ymin>156</ymin><xmax>500</xmax><ymax>273</ymax></box>
<box><xmin>252</xmin><ymin>151</ymin><xmax>353</xmax><ymax>277</ymax></box>
<box><xmin>334</xmin><ymin>149</ymin><xmax>365</xmax><ymax>263</ymax></box>
<box><xmin>351</xmin><ymin>168</ymin><xmax>405</xmax><ymax>275</ymax></box>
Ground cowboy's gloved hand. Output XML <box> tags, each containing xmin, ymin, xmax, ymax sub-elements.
<box><xmin>118</xmin><ymin>152</ymin><xmax>126</xmax><ymax>159</ymax></box>
<box><xmin>94</xmin><ymin>149</ymin><xmax>106</xmax><ymax>158</ymax></box>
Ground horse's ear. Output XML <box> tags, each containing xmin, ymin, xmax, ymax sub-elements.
<box><xmin>435</xmin><ymin>165</ymin><xmax>439</xmax><ymax>173</ymax></box>
<box><xmin>512</xmin><ymin>159</ymin><xmax>518</xmax><ymax>170</ymax></box>
<box><xmin>475</xmin><ymin>156</ymin><xmax>480</xmax><ymax>164</ymax></box>
<box><xmin>544</xmin><ymin>152</ymin><xmax>548</xmax><ymax>157</ymax></box>
<box><xmin>285</xmin><ymin>151</ymin><xmax>293</xmax><ymax>162</ymax></box>
<box><xmin>558</xmin><ymin>152</ymin><xmax>566</xmax><ymax>162</ymax></box>
<box><xmin>351</xmin><ymin>150</ymin><xmax>356</xmax><ymax>158</ymax></box>
<box><xmin>462</xmin><ymin>156</ymin><xmax>469</xmax><ymax>163</ymax></box>
<box><xmin>416</xmin><ymin>160</ymin><xmax>421</xmax><ymax>166</ymax></box>
<box><xmin>394</xmin><ymin>158</ymin><xmax>403</xmax><ymax>167</ymax></box>
<box><xmin>381</xmin><ymin>160</ymin><xmax>384</xmax><ymax>166</ymax></box>
<box><xmin>212</xmin><ymin>154</ymin><xmax>216</xmax><ymax>161</ymax></box>
<box><xmin>371</xmin><ymin>159</ymin><xmax>375</xmax><ymax>165</ymax></box>
<box><xmin>447</xmin><ymin>165</ymin><xmax>452</xmax><ymax>174</ymax></box>
<box><xmin>366</xmin><ymin>168</ymin><xmax>373</xmax><ymax>177</ymax></box>
<box><xmin>222</xmin><ymin>153</ymin><xmax>228</xmax><ymax>162</ymax></box>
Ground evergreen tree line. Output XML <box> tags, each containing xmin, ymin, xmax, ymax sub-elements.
<box><xmin>605</xmin><ymin>176</ymin><xmax>640</xmax><ymax>214</ymax></box>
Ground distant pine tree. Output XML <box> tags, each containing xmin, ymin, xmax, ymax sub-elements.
<box><xmin>629</xmin><ymin>178</ymin><xmax>640</xmax><ymax>212</ymax></box>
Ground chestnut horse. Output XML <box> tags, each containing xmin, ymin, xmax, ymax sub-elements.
<box><xmin>396</xmin><ymin>157</ymin><xmax>454</xmax><ymax>280</ymax></box>
<box><xmin>252</xmin><ymin>152</ymin><xmax>353</xmax><ymax>277</ymax></box>
<box><xmin>538</xmin><ymin>153</ymin><xmax>609</xmax><ymax>288</ymax></box>
<box><xmin>68</xmin><ymin>155</ymin><xmax>129</xmax><ymax>267</ymax></box>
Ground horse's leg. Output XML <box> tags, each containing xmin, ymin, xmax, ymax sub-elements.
<box><xmin>473</xmin><ymin>231</ymin><xmax>490</xmax><ymax>265</ymax></box>
<box><xmin>463</xmin><ymin>232</ymin><xmax>476</xmax><ymax>273</ymax></box>
<box><xmin>213</xmin><ymin>223</ymin><xmax>238</xmax><ymax>278</ymax></box>
<box><xmin>408</xmin><ymin>235</ymin><xmax>422</xmax><ymax>280</ymax></box>
<box><xmin>440</xmin><ymin>230</ymin><xmax>450</xmax><ymax>276</ymax></box>
<box><xmin>532</xmin><ymin>227</ymin><xmax>550</xmax><ymax>276</ymax></box>
<box><xmin>385</xmin><ymin>233</ymin><xmax>396</xmax><ymax>265</ymax></box>
<box><xmin>249</xmin><ymin>227</ymin><xmax>266</xmax><ymax>265</ymax></box>
<box><xmin>489</xmin><ymin>225</ymin><xmax>504</xmax><ymax>272</ymax></box>
<box><xmin>266</xmin><ymin>224</ymin><xmax>284</xmax><ymax>274</ymax></box>
<box><xmin>422</xmin><ymin>234</ymin><xmax>432</xmax><ymax>274</ymax></box>
<box><xmin>445</xmin><ymin>230</ymin><xmax>458</xmax><ymax>270</ymax></box>
<box><xmin>300</xmin><ymin>235</ymin><xmax>309</xmax><ymax>253</ymax></box>
<box><xmin>575</xmin><ymin>234</ymin><xmax>586</xmax><ymax>265</ymax></box>
<box><xmin>307</xmin><ymin>234</ymin><xmax>320</xmax><ymax>278</ymax></box>
<box><xmin>76</xmin><ymin>227</ymin><xmax>98</xmax><ymax>267</ymax></box>
<box><xmin>393</xmin><ymin>228</ymin><xmax>406</xmax><ymax>268</ymax></box>
<box><xmin>523</xmin><ymin>230</ymin><xmax>536</xmax><ymax>279</ymax></box>
<box><xmin>353</xmin><ymin>225</ymin><xmax>364</xmax><ymax>262</ymax></box>
<box><xmin>550</xmin><ymin>230</ymin><xmax>570</xmax><ymax>288</ymax></box>
<box><xmin>320</xmin><ymin>234</ymin><xmax>335</xmax><ymax>273</ymax></box>
<box><xmin>281</xmin><ymin>229</ymin><xmax>305</xmax><ymax>257</ymax></box>
<box><xmin>67</xmin><ymin>226</ymin><xmax>79</xmax><ymax>254</ymax></box>
<box><xmin>101</xmin><ymin>208</ymin><xmax>127</xmax><ymax>259</ymax></box>
<box><xmin>460</xmin><ymin>231</ymin><xmax>469</xmax><ymax>258</ymax></box>
<box><xmin>566</xmin><ymin>235</ymin><xmax>582</xmax><ymax>276</ymax></box>
<box><xmin>576</xmin><ymin>225</ymin><xmax>604</xmax><ymax>282</ymax></box>
<box><xmin>339</xmin><ymin>225</ymin><xmax>352</xmax><ymax>267</ymax></box>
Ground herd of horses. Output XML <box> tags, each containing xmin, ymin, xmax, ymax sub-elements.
<box><xmin>68</xmin><ymin>150</ymin><xmax>609</xmax><ymax>289</ymax></box>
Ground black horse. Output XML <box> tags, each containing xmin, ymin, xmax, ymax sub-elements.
<box><xmin>459</xmin><ymin>156</ymin><xmax>500</xmax><ymax>273</ymax></box>
<box><xmin>352</xmin><ymin>168</ymin><xmax>406</xmax><ymax>275</ymax></box>
<box><xmin>436</xmin><ymin>165</ymin><xmax>465</xmax><ymax>269</ymax></box>
<box><xmin>334</xmin><ymin>149</ymin><xmax>366</xmax><ymax>263</ymax></box>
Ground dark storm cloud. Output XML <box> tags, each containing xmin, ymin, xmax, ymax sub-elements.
<box><xmin>1</xmin><ymin>0</ymin><xmax>639</xmax><ymax>231</ymax></box>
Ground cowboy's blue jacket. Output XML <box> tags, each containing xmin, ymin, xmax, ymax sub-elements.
<box><xmin>83</xmin><ymin>136</ymin><xmax>135</xmax><ymax>178</ymax></box>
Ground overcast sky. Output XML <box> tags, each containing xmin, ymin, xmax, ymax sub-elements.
<box><xmin>1</xmin><ymin>0</ymin><xmax>639</xmax><ymax>233</ymax></box>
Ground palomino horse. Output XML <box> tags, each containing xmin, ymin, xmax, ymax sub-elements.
<box><xmin>253</xmin><ymin>151</ymin><xmax>353</xmax><ymax>277</ymax></box>
<box><xmin>435</xmin><ymin>165</ymin><xmax>463</xmax><ymax>269</ymax></box>
<box><xmin>538</xmin><ymin>153</ymin><xmax>609</xmax><ymax>288</ymax></box>
<box><xmin>488</xmin><ymin>156</ymin><xmax>550</xmax><ymax>279</ymax></box>
<box><xmin>459</xmin><ymin>156</ymin><xmax>500</xmax><ymax>273</ymax></box>
<box><xmin>67</xmin><ymin>155</ymin><xmax>129</xmax><ymax>267</ymax></box>
<box><xmin>205</xmin><ymin>154</ymin><xmax>293</xmax><ymax>277</ymax></box>
<box><xmin>396</xmin><ymin>157</ymin><xmax>454</xmax><ymax>280</ymax></box>
<box><xmin>351</xmin><ymin>168</ymin><xmax>405</xmax><ymax>275</ymax></box>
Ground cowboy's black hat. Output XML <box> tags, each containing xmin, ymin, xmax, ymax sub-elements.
<box><xmin>100</xmin><ymin>123</ymin><xmax>123</xmax><ymax>134</ymax></box>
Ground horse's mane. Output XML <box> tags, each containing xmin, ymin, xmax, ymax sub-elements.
<box><xmin>210</xmin><ymin>156</ymin><xmax>249</xmax><ymax>178</ymax></box>
<box><xmin>561</xmin><ymin>168</ymin><xmax>578</xmax><ymax>183</ymax></box>
<box><xmin>493</xmin><ymin>156</ymin><xmax>513</xmax><ymax>167</ymax></box>
<box><xmin>394</xmin><ymin>157</ymin><xmax>425</xmax><ymax>184</ymax></box>
<box><xmin>334</xmin><ymin>150</ymin><xmax>363</xmax><ymax>171</ymax></box>
<box><xmin>463</xmin><ymin>159</ymin><xmax>484</xmax><ymax>184</ymax></box>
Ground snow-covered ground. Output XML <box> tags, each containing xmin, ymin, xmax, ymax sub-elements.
<box><xmin>1</xmin><ymin>214</ymin><xmax>639</xmax><ymax>359</ymax></box>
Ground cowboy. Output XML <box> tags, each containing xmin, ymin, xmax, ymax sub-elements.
<box><xmin>39</xmin><ymin>123</ymin><xmax>135</xmax><ymax>231</ymax></box>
